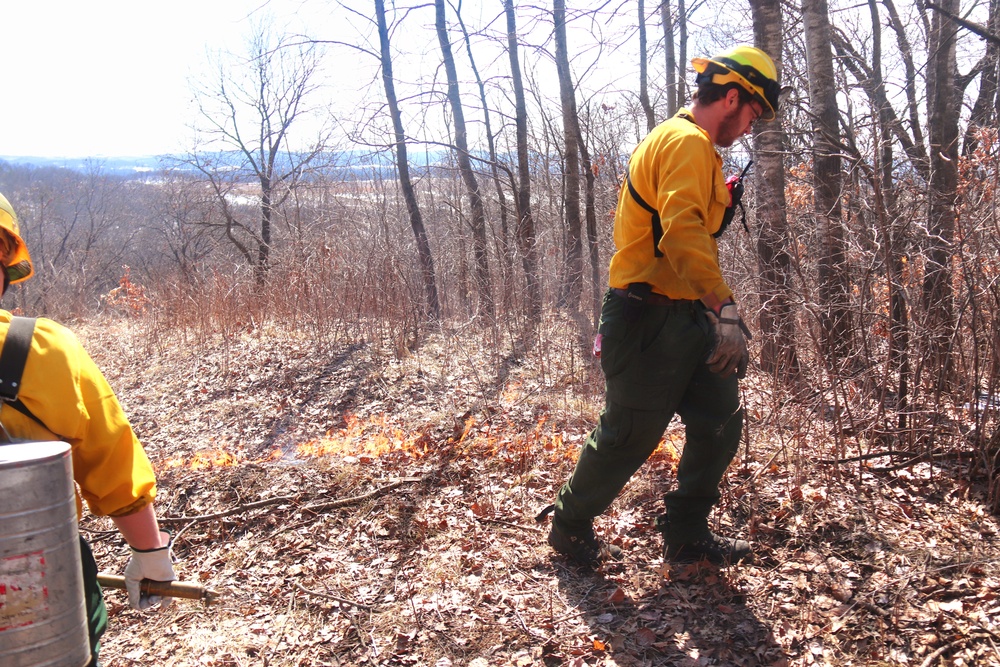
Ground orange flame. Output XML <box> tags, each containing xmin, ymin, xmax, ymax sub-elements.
<box><xmin>158</xmin><ymin>412</ymin><xmax>608</xmax><ymax>471</ymax></box>
<box><xmin>295</xmin><ymin>414</ymin><xmax>430</xmax><ymax>461</ymax></box>
<box><xmin>162</xmin><ymin>449</ymin><xmax>243</xmax><ymax>470</ymax></box>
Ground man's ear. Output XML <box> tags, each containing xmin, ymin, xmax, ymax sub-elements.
<box><xmin>726</xmin><ymin>87</ymin><xmax>742</xmax><ymax>109</ymax></box>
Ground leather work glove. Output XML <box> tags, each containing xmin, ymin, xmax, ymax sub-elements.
<box><xmin>123</xmin><ymin>532</ymin><xmax>176</xmax><ymax>611</ymax></box>
<box><xmin>705</xmin><ymin>303</ymin><xmax>749</xmax><ymax>379</ymax></box>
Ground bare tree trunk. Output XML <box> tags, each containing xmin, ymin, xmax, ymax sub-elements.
<box><xmin>435</xmin><ymin>0</ymin><xmax>493</xmax><ymax>321</ymax></box>
<box><xmin>863</xmin><ymin>0</ymin><xmax>911</xmax><ymax>428</ymax></box>
<box><xmin>553</xmin><ymin>0</ymin><xmax>583</xmax><ymax>312</ymax></box>
<box><xmin>638</xmin><ymin>0</ymin><xmax>656</xmax><ymax>132</ymax></box>
<box><xmin>677</xmin><ymin>0</ymin><xmax>688</xmax><ymax>108</ymax></box>
<box><xmin>660</xmin><ymin>0</ymin><xmax>679</xmax><ymax>116</ymax></box>
<box><xmin>257</xmin><ymin>181</ymin><xmax>272</xmax><ymax>286</ymax></box>
<box><xmin>883</xmin><ymin>0</ymin><xmax>928</xmax><ymax>167</ymax></box>
<box><xmin>189</xmin><ymin>24</ymin><xmax>327</xmax><ymax>286</ymax></box>
<box><xmin>750</xmin><ymin>0</ymin><xmax>799</xmax><ymax>380</ymax></box>
<box><xmin>924</xmin><ymin>0</ymin><xmax>961</xmax><ymax>387</ymax></box>
<box><xmin>962</xmin><ymin>0</ymin><xmax>999</xmax><ymax>156</ymax></box>
<box><xmin>835</xmin><ymin>32</ymin><xmax>929</xmax><ymax>182</ymax></box>
<box><xmin>836</xmin><ymin>1</ymin><xmax>914</xmax><ymax>426</ymax></box>
<box><xmin>452</xmin><ymin>4</ymin><xmax>515</xmax><ymax>313</ymax></box>
<box><xmin>375</xmin><ymin>0</ymin><xmax>440</xmax><ymax>323</ymax></box>
<box><xmin>504</xmin><ymin>0</ymin><xmax>541</xmax><ymax>324</ymax></box>
<box><xmin>577</xmin><ymin>112</ymin><xmax>601</xmax><ymax>327</ymax></box>
<box><xmin>803</xmin><ymin>0</ymin><xmax>851</xmax><ymax>365</ymax></box>
<box><xmin>870</xmin><ymin>8</ymin><xmax>908</xmax><ymax>428</ymax></box>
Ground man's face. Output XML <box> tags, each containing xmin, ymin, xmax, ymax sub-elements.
<box><xmin>0</xmin><ymin>231</ymin><xmax>15</xmax><ymax>266</ymax></box>
<box><xmin>716</xmin><ymin>95</ymin><xmax>763</xmax><ymax>148</ymax></box>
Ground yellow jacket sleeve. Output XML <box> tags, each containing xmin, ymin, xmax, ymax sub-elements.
<box><xmin>608</xmin><ymin>110</ymin><xmax>733</xmax><ymax>303</ymax></box>
<box><xmin>0</xmin><ymin>313</ymin><xmax>157</xmax><ymax>517</ymax></box>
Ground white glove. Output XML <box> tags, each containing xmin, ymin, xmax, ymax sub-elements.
<box><xmin>706</xmin><ymin>304</ymin><xmax>749</xmax><ymax>379</ymax></box>
<box><xmin>123</xmin><ymin>532</ymin><xmax>176</xmax><ymax>611</ymax></box>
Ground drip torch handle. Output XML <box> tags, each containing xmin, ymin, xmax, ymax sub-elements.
<box><xmin>97</xmin><ymin>573</ymin><xmax>220</xmax><ymax>604</ymax></box>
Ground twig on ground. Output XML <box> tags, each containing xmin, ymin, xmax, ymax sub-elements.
<box><xmin>263</xmin><ymin>517</ymin><xmax>318</xmax><ymax>542</ymax></box>
<box><xmin>551</xmin><ymin>607</ymin><xmax>590</xmax><ymax>625</ymax></box>
<box><xmin>919</xmin><ymin>636</ymin><xmax>967</xmax><ymax>667</ymax></box>
<box><xmin>817</xmin><ymin>449</ymin><xmax>971</xmax><ymax>472</ymax></box>
<box><xmin>301</xmin><ymin>477</ymin><xmax>421</xmax><ymax>513</ymax></box>
<box><xmin>918</xmin><ymin>627</ymin><xmax>999</xmax><ymax>667</ymax></box>
<box><xmin>79</xmin><ymin>526</ymin><xmax>120</xmax><ymax>544</ymax></box>
<box><xmin>920</xmin><ymin>637</ymin><xmax>966</xmax><ymax>667</ymax></box>
<box><xmin>159</xmin><ymin>495</ymin><xmax>300</xmax><ymax>524</ymax></box>
<box><xmin>511</xmin><ymin>606</ymin><xmax>548</xmax><ymax>639</ymax></box>
<box><xmin>475</xmin><ymin>516</ymin><xmax>545</xmax><ymax>534</ymax></box>
<box><xmin>855</xmin><ymin>599</ymin><xmax>893</xmax><ymax>620</ymax></box>
<box><xmin>871</xmin><ymin>450</ymin><xmax>970</xmax><ymax>473</ymax></box>
<box><xmin>157</xmin><ymin>478</ymin><xmax>422</xmax><ymax>526</ymax></box>
<box><xmin>550</xmin><ymin>583</ymin><xmax>602</xmax><ymax>624</ymax></box>
<box><xmin>817</xmin><ymin>450</ymin><xmax>918</xmax><ymax>464</ymax></box>
<box><xmin>294</xmin><ymin>582</ymin><xmax>372</xmax><ymax>611</ymax></box>
<box><xmin>745</xmin><ymin>444</ymin><xmax>784</xmax><ymax>483</ymax></box>
<box><xmin>171</xmin><ymin>520</ymin><xmax>197</xmax><ymax>546</ymax></box>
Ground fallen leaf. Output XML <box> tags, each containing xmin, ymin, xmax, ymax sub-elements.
<box><xmin>932</xmin><ymin>599</ymin><xmax>964</xmax><ymax>614</ymax></box>
<box><xmin>606</xmin><ymin>586</ymin><xmax>626</xmax><ymax>604</ymax></box>
<box><xmin>636</xmin><ymin>627</ymin><xmax>657</xmax><ymax>646</ymax></box>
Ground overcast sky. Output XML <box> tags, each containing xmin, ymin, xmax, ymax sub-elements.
<box><xmin>4</xmin><ymin>0</ymin><xmax>324</xmax><ymax>158</ymax></box>
<box><xmin>2</xmin><ymin>1</ymin><xmax>740</xmax><ymax>161</ymax></box>
<box><xmin>2</xmin><ymin>0</ymin><xmax>506</xmax><ymax>160</ymax></box>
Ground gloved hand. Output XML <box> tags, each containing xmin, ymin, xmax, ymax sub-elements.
<box><xmin>705</xmin><ymin>303</ymin><xmax>749</xmax><ymax>379</ymax></box>
<box><xmin>123</xmin><ymin>532</ymin><xmax>176</xmax><ymax>611</ymax></box>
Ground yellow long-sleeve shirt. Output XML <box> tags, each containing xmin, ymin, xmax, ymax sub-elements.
<box><xmin>0</xmin><ymin>312</ymin><xmax>156</xmax><ymax>518</ymax></box>
<box><xmin>609</xmin><ymin>108</ymin><xmax>733</xmax><ymax>304</ymax></box>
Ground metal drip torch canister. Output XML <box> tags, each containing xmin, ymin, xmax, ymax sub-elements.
<box><xmin>1</xmin><ymin>441</ymin><xmax>90</xmax><ymax>667</ymax></box>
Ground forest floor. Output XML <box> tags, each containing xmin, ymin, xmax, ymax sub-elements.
<box><xmin>75</xmin><ymin>313</ymin><xmax>1000</xmax><ymax>667</ymax></box>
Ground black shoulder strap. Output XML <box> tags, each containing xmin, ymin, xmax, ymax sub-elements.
<box><xmin>676</xmin><ymin>111</ymin><xmax>698</xmax><ymax>126</ymax></box>
<box><xmin>0</xmin><ymin>316</ymin><xmax>46</xmax><ymax>427</ymax></box>
<box><xmin>0</xmin><ymin>317</ymin><xmax>36</xmax><ymax>401</ymax></box>
<box><xmin>625</xmin><ymin>113</ymin><xmax>701</xmax><ymax>259</ymax></box>
<box><xmin>625</xmin><ymin>168</ymin><xmax>664</xmax><ymax>258</ymax></box>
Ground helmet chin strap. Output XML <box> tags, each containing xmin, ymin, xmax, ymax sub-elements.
<box><xmin>2</xmin><ymin>272</ymin><xmax>10</xmax><ymax>298</ymax></box>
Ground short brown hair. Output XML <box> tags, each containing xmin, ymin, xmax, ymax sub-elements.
<box><xmin>693</xmin><ymin>81</ymin><xmax>755</xmax><ymax>107</ymax></box>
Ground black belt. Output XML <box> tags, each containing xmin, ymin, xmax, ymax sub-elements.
<box><xmin>611</xmin><ymin>287</ymin><xmax>691</xmax><ymax>307</ymax></box>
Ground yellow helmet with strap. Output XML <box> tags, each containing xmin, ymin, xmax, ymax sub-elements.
<box><xmin>692</xmin><ymin>45</ymin><xmax>782</xmax><ymax>120</ymax></box>
<box><xmin>0</xmin><ymin>193</ymin><xmax>35</xmax><ymax>285</ymax></box>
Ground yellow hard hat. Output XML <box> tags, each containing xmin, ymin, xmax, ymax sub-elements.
<box><xmin>692</xmin><ymin>45</ymin><xmax>782</xmax><ymax>120</ymax></box>
<box><xmin>0</xmin><ymin>193</ymin><xmax>35</xmax><ymax>284</ymax></box>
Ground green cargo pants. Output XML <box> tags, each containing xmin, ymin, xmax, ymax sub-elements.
<box><xmin>80</xmin><ymin>536</ymin><xmax>108</xmax><ymax>667</ymax></box>
<box><xmin>553</xmin><ymin>289</ymin><xmax>743</xmax><ymax>543</ymax></box>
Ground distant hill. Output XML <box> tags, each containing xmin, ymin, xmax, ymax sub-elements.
<box><xmin>0</xmin><ymin>154</ymin><xmax>174</xmax><ymax>176</ymax></box>
<box><xmin>0</xmin><ymin>149</ymin><xmax>460</xmax><ymax>181</ymax></box>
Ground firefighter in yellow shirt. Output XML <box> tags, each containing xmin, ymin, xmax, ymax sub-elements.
<box><xmin>542</xmin><ymin>46</ymin><xmax>785</xmax><ymax>567</ymax></box>
<box><xmin>0</xmin><ymin>192</ymin><xmax>175</xmax><ymax>666</ymax></box>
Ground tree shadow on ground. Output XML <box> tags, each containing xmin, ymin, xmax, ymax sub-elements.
<box><xmin>259</xmin><ymin>340</ymin><xmax>370</xmax><ymax>454</ymax></box>
<box><xmin>550</xmin><ymin>556</ymin><xmax>787</xmax><ymax>666</ymax></box>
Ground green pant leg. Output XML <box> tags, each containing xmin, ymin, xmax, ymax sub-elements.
<box><xmin>554</xmin><ymin>400</ymin><xmax>674</xmax><ymax>529</ymax></box>
<box><xmin>79</xmin><ymin>536</ymin><xmax>108</xmax><ymax>667</ymax></box>
<box><xmin>663</xmin><ymin>360</ymin><xmax>743</xmax><ymax>542</ymax></box>
<box><xmin>553</xmin><ymin>293</ymin><xmax>707</xmax><ymax>530</ymax></box>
